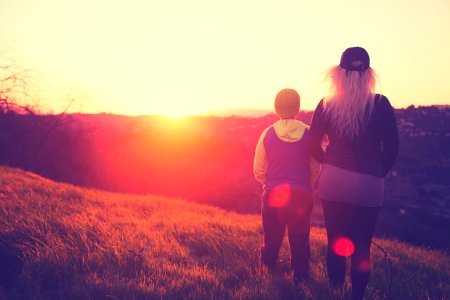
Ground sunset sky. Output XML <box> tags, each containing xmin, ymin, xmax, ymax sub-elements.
<box><xmin>1</xmin><ymin>0</ymin><xmax>450</xmax><ymax>117</ymax></box>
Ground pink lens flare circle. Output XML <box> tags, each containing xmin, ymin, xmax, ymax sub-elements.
<box><xmin>332</xmin><ymin>236</ymin><xmax>355</xmax><ymax>257</ymax></box>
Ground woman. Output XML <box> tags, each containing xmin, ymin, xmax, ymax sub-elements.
<box><xmin>309</xmin><ymin>47</ymin><xmax>399</xmax><ymax>300</ymax></box>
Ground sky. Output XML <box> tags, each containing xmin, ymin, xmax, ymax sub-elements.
<box><xmin>1</xmin><ymin>0</ymin><xmax>450</xmax><ymax>117</ymax></box>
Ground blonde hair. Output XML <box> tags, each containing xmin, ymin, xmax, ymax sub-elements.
<box><xmin>324</xmin><ymin>66</ymin><xmax>377</xmax><ymax>138</ymax></box>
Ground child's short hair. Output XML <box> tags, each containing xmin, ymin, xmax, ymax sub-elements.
<box><xmin>275</xmin><ymin>88</ymin><xmax>300</xmax><ymax>118</ymax></box>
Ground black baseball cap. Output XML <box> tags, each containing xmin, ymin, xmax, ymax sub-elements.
<box><xmin>340</xmin><ymin>47</ymin><xmax>370</xmax><ymax>71</ymax></box>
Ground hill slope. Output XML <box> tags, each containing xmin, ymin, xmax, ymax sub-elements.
<box><xmin>0</xmin><ymin>167</ymin><xmax>448</xmax><ymax>299</ymax></box>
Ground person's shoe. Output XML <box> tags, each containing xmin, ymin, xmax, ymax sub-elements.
<box><xmin>259</xmin><ymin>259</ymin><xmax>275</xmax><ymax>275</ymax></box>
<box><xmin>293</xmin><ymin>272</ymin><xmax>309</xmax><ymax>285</ymax></box>
<box><xmin>330</xmin><ymin>279</ymin><xmax>345</xmax><ymax>288</ymax></box>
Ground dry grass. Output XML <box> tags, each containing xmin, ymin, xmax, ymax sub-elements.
<box><xmin>0</xmin><ymin>166</ymin><xmax>448</xmax><ymax>299</ymax></box>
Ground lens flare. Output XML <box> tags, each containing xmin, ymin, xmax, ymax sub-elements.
<box><xmin>268</xmin><ymin>183</ymin><xmax>291</xmax><ymax>208</ymax></box>
<box><xmin>357</xmin><ymin>259</ymin><xmax>371</xmax><ymax>272</ymax></box>
<box><xmin>332</xmin><ymin>236</ymin><xmax>355</xmax><ymax>257</ymax></box>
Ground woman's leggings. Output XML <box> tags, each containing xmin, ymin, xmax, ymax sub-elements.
<box><xmin>322</xmin><ymin>200</ymin><xmax>380</xmax><ymax>300</ymax></box>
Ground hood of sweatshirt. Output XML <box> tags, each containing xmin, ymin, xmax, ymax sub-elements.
<box><xmin>272</xmin><ymin>119</ymin><xmax>309</xmax><ymax>142</ymax></box>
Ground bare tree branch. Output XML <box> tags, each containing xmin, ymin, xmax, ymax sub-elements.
<box><xmin>0</xmin><ymin>52</ymin><xmax>36</xmax><ymax>114</ymax></box>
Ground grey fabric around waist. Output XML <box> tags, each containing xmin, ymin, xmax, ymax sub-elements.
<box><xmin>318</xmin><ymin>164</ymin><xmax>384</xmax><ymax>207</ymax></box>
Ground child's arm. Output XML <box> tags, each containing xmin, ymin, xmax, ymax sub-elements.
<box><xmin>304</xmin><ymin>122</ymin><xmax>321</xmax><ymax>189</ymax></box>
<box><xmin>253</xmin><ymin>129</ymin><xmax>269</xmax><ymax>184</ymax></box>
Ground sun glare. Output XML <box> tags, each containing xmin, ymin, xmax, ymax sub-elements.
<box><xmin>122</xmin><ymin>94</ymin><xmax>205</xmax><ymax>118</ymax></box>
<box><xmin>163</xmin><ymin>110</ymin><xmax>193</xmax><ymax>120</ymax></box>
<box><xmin>159</xmin><ymin>115</ymin><xmax>192</xmax><ymax>129</ymax></box>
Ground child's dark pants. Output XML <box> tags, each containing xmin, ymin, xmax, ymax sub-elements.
<box><xmin>260</xmin><ymin>188</ymin><xmax>313</xmax><ymax>278</ymax></box>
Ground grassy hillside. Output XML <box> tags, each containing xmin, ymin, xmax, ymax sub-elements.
<box><xmin>0</xmin><ymin>166</ymin><xmax>448</xmax><ymax>299</ymax></box>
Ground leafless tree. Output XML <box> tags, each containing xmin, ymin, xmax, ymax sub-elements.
<box><xmin>0</xmin><ymin>61</ymin><xmax>36</xmax><ymax>114</ymax></box>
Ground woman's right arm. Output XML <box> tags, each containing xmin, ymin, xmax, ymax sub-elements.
<box><xmin>308</xmin><ymin>99</ymin><xmax>326</xmax><ymax>162</ymax></box>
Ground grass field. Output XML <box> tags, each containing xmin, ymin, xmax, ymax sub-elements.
<box><xmin>0</xmin><ymin>166</ymin><xmax>448</xmax><ymax>299</ymax></box>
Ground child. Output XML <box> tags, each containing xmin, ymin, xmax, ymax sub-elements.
<box><xmin>253</xmin><ymin>88</ymin><xmax>319</xmax><ymax>284</ymax></box>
